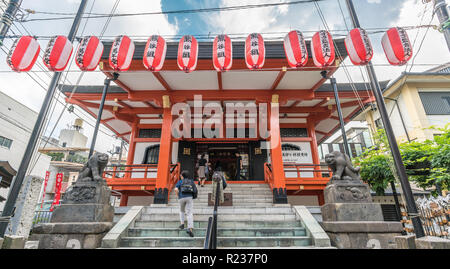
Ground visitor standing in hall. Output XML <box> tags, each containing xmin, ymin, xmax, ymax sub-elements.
<box><xmin>197</xmin><ymin>153</ymin><xmax>208</xmax><ymax>187</ymax></box>
<box><xmin>235</xmin><ymin>152</ymin><xmax>244</xmax><ymax>180</ymax></box>
<box><xmin>174</xmin><ymin>170</ymin><xmax>198</xmax><ymax>237</ymax></box>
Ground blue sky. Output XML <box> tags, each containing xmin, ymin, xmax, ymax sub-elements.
<box><xmin>0</xmin><ymin>0</ymin><xmax>449</xmax><ymax>154</ymax></box>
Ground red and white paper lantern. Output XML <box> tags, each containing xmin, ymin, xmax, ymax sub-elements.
<box><xmin>213</xmin><ymin>34</ymin><xmax>233</xmax><ymax>71</ymax></box>
<box><xmin>6</xmin><ymin>36</ymin><xmax>40</xmax><ymax>72</ymax></box>
<box><xmin>109</xmin><ymin>35</ymin><xmax>135</xmax><ymax>71</ymax></box>
<box><xmin>311</xmin><ymin>30</ymin><xmax>335</xmax><ymax>67</ymax></box>
<box><xmin>382</xmin><ymin>27</ymin><xmax>413</xmax><ymax>66</ymax></box>
<box><xmin>283</xmin><ymin>30</ymin><xmax>308</xmax><ymax>68</ymax></box>
<box><xmin>245</xmin><ymin>33</ymin><xmax>265</xmax><ymax>70</ymax></box>
<box><xmin>177</xmin><ymin>35</ymin><xmax>198</xmax><ymax>73</ymax></box>
<box><xmin>345</xmin><ymin>28</ymin><xmax>373</xmax><ymax>66</ymax></box>
<box><xmin>43</xmin><ymin>35</ymin><xmax>73</xmax><ymax>71</ymax></box>
<box><xmin>75</xmin><ymin>36</ymin><xmax>104</xmax><ymax>71</ymax></box>
<box><xmin>143</xmin><ymin>35</ymin><xmax>167</xmax><ymax>71</ymax></box>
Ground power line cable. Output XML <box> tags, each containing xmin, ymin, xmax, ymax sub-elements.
<box><xmin>19</xmin><ymin>0</ymin><xmax>325</xmax><ymax>22</ymax></box>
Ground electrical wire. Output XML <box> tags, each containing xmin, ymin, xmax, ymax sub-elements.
<box><xmin>19</xmin><ymin>0</ymin><xmax>325</xmax><ymax>22</ymax></box>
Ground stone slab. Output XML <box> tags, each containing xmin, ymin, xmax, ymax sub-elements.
<box><xmin>102</xmin><ymin>206</ymin><xmax>143</xmax><ymax>248</ymax></box>
<box><xmin>415</xmin><ymin>236</ymin><xmax>450</xmax><ymax>249</ymax></box>
<box><xmin>24</xmin><ymin>241</ymin><xmax>39</xmax><ymax>249</ymax></box>
<box><xmin>321</xmin><ymin>203</ymin><xmax>384</xmax><ymax>222</ymax></box>
<box><xmin>37</xmin><ymin>232</ymin><xmax>108</xmax><ymax>249</ymax></box>
<box><xmin>207</xmin><ymin>193</ymin><xmax>233</xmax><ymax>206</ymax></box>
<box><xmin>7</xmin><ymin>176</ymin><xmax>43</xmax><ymax>239</ymax></box>
<box><xmin>293</xmin><ymin>206</ymin><xmax>331</xmax><ymax>247</ymax></box>
<box><xmin>324</xmin><ymin>181</ymin><xmax>372</xmax><ymax>204</ymax></box>
<box><xmin>32</xmin><ymin>222</ymin><xmax>112</xmax><ymax>234</ymax></box>
<box><xmin>51</xmin><ymin>204</ymin><xmax>114</xmax><ymax>223</ymax></box>
<box><xmin>322</xmin><ymin>221</ymin><xmax>403</xmax><ymax>233</ymax></box>
<box><xmin>395</xmin><ymin>235</ymin><xmax>416</xmax><ymax>249</ymax></box>
<box><xmin>2</xmin><ymin>235</ymin><xmax>25</xmax><ymax>249</ymax></box>
<box><xmin>326</xmin><ymin>232</ymin><xmax>400</xmax><ymax>249</ymax></box>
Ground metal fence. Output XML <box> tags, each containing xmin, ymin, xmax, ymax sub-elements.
<box><xmin>31</xmin><ymin>210</ymin><xmax>52</xmax><ymax>229</ymax></box>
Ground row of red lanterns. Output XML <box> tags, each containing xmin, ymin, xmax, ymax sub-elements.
<box><xmin>7</xmin><ymin>27</ymin><xmax>413</xmax><ymax>73</ymax></box>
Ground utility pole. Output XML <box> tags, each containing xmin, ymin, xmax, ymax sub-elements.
<box><xmin>0</xmin><ymin>0</ymin><xmax>23</xmax><ymax>46</ymax></box>
<box><xmin>0</xmin><ymin>0</ymin><xmax>89</xmax><ymax>237</ymax></box>
<box><xmin>425</xmin><ymin>0</ymin><xmax>450</xmax><ymax>52</ymax></box>
<box><xmin>345</xmin><ymin>0</ymin><xmax>425</xmax><ymax>238</ymax></box>
<box><xmin>321</xmin><ymin>71</ymin><xmax>351</xmax><ymax>157</ymax></box>
<box><xmin>88</xmin><ymin>73</ymin><xmax>119</xmax><ymax>158</ymax></box>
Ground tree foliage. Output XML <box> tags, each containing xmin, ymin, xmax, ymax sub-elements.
<box><xmin>354</xmin><ymin>124</ymin><xmax>450</xmax><ymax>196</ymax></box>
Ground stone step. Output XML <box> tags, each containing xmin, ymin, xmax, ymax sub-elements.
<box><xmin>127</xmin><ymin>227</ymin><xmax>307</xmax><ymax>237</ymax></box>
<box><xmin>144</xmin><ymin>207</ymin><xmax>293</xmax><ymax>214</ymax></box>
<box><xmin>170</xmin><ymin>194</ymin><xmax>272</xmax><ymax>199</ymax></box>
<box><xmin>133</xmin><ymin>220</ymin><xmax>303</xmax><ymax>229</ymax></box>
<box><xmin>120</xmin><ymin>236</ymin><xmax>312</xmax><ymax>248</ymax></box>
<box><xmin>169</xmin><ymin>197</ymin><xmax>273</xmax><ymax>201</ymax></box>
<box><xmin>167</xmin><ymin>202</ymin><xmax>276</xmax><ymax>207</ymax></box>
<box><xmin>139</xmin><ymin>213</ymin><xmax>297</xmax><ymax>222</ymax></box>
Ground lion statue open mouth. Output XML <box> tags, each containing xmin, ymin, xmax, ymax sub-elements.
<box><xmin>76</xmin><ymin>152</ymin><xmax>109</xmax><ymax>182</ymax></box>
<box><xmin>325</xmin><ymin>151</ymin><xmax>361</xmax><ymax>181</ymax></box>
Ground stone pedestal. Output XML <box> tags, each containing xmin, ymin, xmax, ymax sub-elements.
<box><xmin>32</xmin><ymin>180</ymin><xmax>114</xmax><ymax>249</ymax></box>
<box><xmin>321</xmin><ymin>180</ymin><xmax>403</xmax><ymax>249</ymax></box>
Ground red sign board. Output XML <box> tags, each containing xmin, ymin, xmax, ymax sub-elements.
<box><xmin>40</xmin><ymin>171</ymin><xmax>50</xmax><ymax>209</ymax></box>
<box><xmin>50</xmin><ymin>173</ymin><xmax>63</xmax><ymax>212</ymax></box>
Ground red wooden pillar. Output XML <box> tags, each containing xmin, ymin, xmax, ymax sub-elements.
<box><xmin>307</xmin><ymin>119</ymin><xmax>321</xmax><ymax>178</ymax></box>
<box><xmin>317</xmin><ymin>191</ymin><xmax>325</xmax><ymax>206</ymax></box>
<box><xmin>270</xmin><ymin>95</ymin><xmax>288</xmax><ymax>204</ymax></box>
<box><xmin>120</xmin><ymin>193</ymin><xmax>129</xmax><ymax>206</ymax></box>
<box><xmin>125</xmin><ymin>119</ymin><xmax>138</xmax><ymax>179</ymax></box>
<box><xmin>154</xmin><ymin>96</ymin><xmax>173</xmax><ymax>204</ymax></box>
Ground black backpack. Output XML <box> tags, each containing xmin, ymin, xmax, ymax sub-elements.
<box><xmin>180</xmin><ymin>178</ymin><xmax>195</xmax><ymax>194</ymax></box>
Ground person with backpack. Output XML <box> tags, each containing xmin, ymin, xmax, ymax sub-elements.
<box><xmin>210</xmin><ymin>167</ymin><xmax>227</xmax><ymax>205</ymax></box>
<box><xmin>174</xmin><ymin>170</ymin><xmax>198</xmax><ymax>237</ymax></box>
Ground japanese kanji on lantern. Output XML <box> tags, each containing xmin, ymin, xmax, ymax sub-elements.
<box><xmin>345</xmin><ymin>28</ymin><xmax>373</xmax><ymax>66</ymax></box>
<box><xmin>7</xmin><ymin>36</ymin><xmax>40</xmax><ymax>72</ymax></box>
<box><xmin>109</xmin><ymin>35</ymin><xmax>135</xmax><ymax>71</ymax></box>
<box><xmin>177</xmin><ymin>35</ymin><xmax>198</xmax><ymax>73</ymax></box>
<box><xmin>382</xmin><ymin>27</ymin><xmax>413</xmax><ymax>66</ymax></box>
<box><xmin>75</xmin><ymin>36</ymin><xmax>104</xmax><ymax>71</ymax></box>
<box><xmin>311</xmin><ymin>30</ymin><xmax>335</xmax><ymax>67</ymax></box>
<box><xmin>213</xmin><ymin>34</ymin><xmax>233</xmax><ymax>71</ymax></box>
<box><xmin>43</xmin><ymin>35</ymin><xmax>73</xmax><ymax>71</ymax></box>
<box><xmin>143</xmin><ymin>35</ymin><xmax>167</xmax><ymax>72</ymax></box>
<box><xmin>283</xmin><ymin>30</ymin><xmax>308</xmax><ymax>68</ymax></box>
<box><xmin>245</xmin><ymin>33</ymin><xmax>265</xmax><ymax>70</ymax></box>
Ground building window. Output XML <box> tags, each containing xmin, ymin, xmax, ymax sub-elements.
<box><xmin>444</xmin><ymin>96</ymin><xmax>450</xmax><ymax>107</ymax></box>
<box><xmin>0</xmin><ymin>136</ymin><xmax>13</xmax><ymax>149</ymax></box>
<box><xmin>375</xmin><ymin>118</ymin><xmax>383</xmax><ymax>129</ymax></box>
<box><xmin>418</xmin><ymin>92</ymin><xmax>450</xmax><ymax>115</ymax></box>
<box><xmin>142</xmin><ymin>145</ymin><xmax>160</xmax><ymax>164</ymax></box>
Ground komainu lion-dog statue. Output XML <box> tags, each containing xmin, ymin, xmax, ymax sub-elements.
<box><xmin>77</xmin><ymin>152</ymin><xmax>109</xmax><ymax>182</ymax></box>
<box><xmin>325</xmin><ymin>151</ymin><xmax>361</xmax><ymax>181</ymax></box>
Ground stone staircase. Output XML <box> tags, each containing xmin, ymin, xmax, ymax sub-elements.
<box><xmin>105</xmin><ymin>184</ymin><xmax>330</xmax><ymax>249</ymax></box>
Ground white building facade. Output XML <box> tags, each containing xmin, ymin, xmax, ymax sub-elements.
<box><xmin>0</xmin><ymin>91</ymin><xmax>51</xmax><ymax>211</ymax></box>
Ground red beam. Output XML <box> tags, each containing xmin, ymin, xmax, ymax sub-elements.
<box><xmin>271</xmin><ymin>69</ymin><xmax>287</xmax><ymax>90</ymax></box>
<box><xmin>217</xmin><ymin>72</ymin><xmax>223</xmax><ymax>91</ymax></box>
<box><xmin>105</xmin><ymin>72</ymin><xmax>134</xmax><ymax>95</ymax></box>
<box><xmin>152</xmin><ymin>72</ymin><xmax>172</xmax><ymax>91</ymax></box>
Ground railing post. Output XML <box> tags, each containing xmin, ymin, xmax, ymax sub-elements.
<box><xmin>154</xmin><ymin>96</ymin><xmax>173</xmax><ymax>204</ymax></box>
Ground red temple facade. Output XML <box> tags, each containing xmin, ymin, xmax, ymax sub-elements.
<box><xmin>60</xmin><ymin>39</ymin><xmax>374</xmax><ymax>206</ymax></box>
